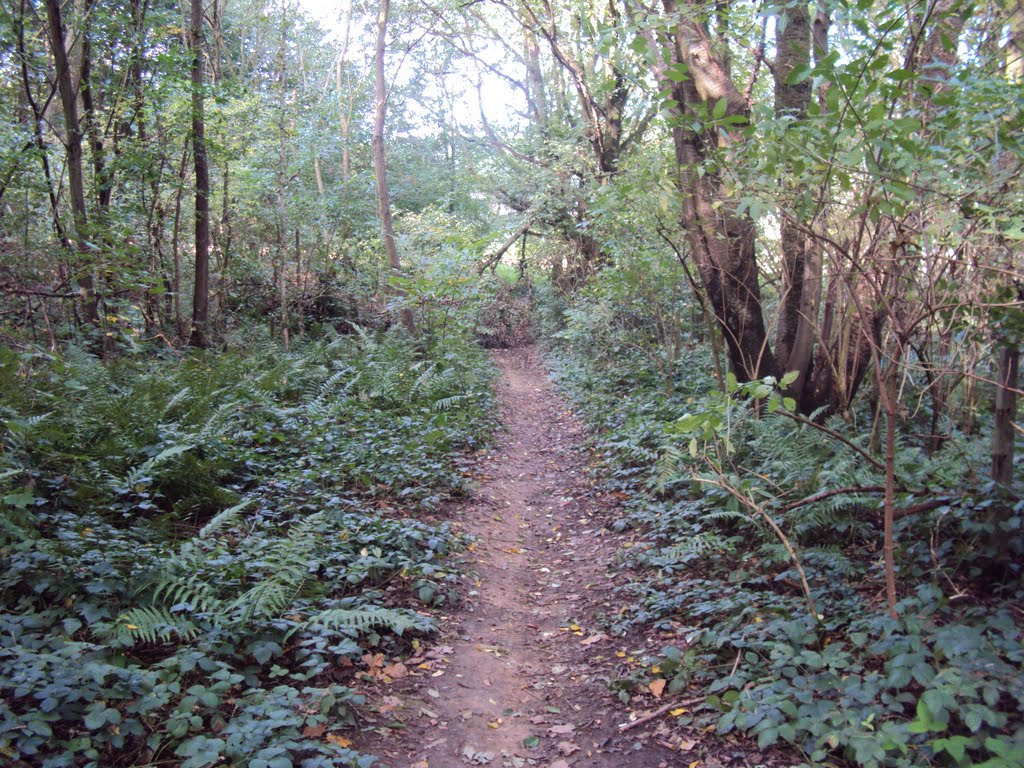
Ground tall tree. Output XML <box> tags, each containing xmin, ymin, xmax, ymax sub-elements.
<box><xmin>43</xmin><ymin>0</ymin><xmax>100</xmax><ymax>327</ymax></box>
<box><xmin>189</xmin><ymin>0</ymin><xmax>211</xmax><ymax>346</ymax></box>
<box><xmin>373</xmin><ymin>0</ymin><xmax>415</xmax><ymax>333</ymax></box>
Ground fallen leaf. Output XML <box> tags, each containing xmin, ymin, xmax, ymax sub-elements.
<box><xmin>426</xmin><ymin>688</ymin><xmax>440</xmax><ymax>698</ymax></box>
<box><xmin>302</xmin><ymin>723</ymin><xmax>326</xmax><ymax>738</ymax></box>
<box><xmin>523</xmin><ymin>735</ymin><xmax>540</xmax><ymax>749</ymax></box>
<box><xmin>688</xmin><ymin>761</ymin><xmax>701</xmax><ymax>768</ymax></box>
<box><xmin>580</xmin><ymin>633</ymin><xmax>607</xmax><ymax>646</ymax></box>
<box><xmin>548</xmin><ymin>724</ymin><xmax>575</xmax><ymax>735</ymax></box>
<box><xmin>548</xmin><ymin>760</ymin><xmax>571</xmax><ymax>768</ymax></box>
<box><xmin>326</xmin><ymin>734</ymin><xmax>352</xmax><ymax>747</ymax></box>
<box><xmin>670</xmin><ymin>707</ymin><xmax>689</xmax><ymax>717</ymax></box>
<box><xmin>557</xmin><ymin>740</ymin><xmax>580</xmax><ymax>756</ymax></box>
<box><xmin>648</xmin><ymin>679</ymin><xmax>667</xmax><ymax>698</ymax></box>
<box><xmin>382</xmin><ymin>662</ymin><xmax>408</xmax><ymax>680</ymax></box>
<box><xmin>412</xmin><ymin>762</ymin><xmax>429</xmax><ymax>768</ymax></box>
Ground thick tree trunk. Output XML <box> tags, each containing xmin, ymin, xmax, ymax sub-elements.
<box><xmin>373</xmin><ymin>0</ymin><xmax>416</xmax><ymax>334</ymax></box>
<box><xmin>664</xmin><ymin>2</ymin><xmax>775</xmax><ymax>380</ymax></box>
<box><xmin>773</xmin><ymin>0</ymin><xmax>813</xmax><ymax>375</ymax></box>
<box><xmin>189</xmin><ymin>0</ymin><xmax>211</xmax><ymax>347</ymax></box>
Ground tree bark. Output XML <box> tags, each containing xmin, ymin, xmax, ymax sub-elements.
<box><xmin>276</xmin><ymin>0</ymin><xmax>290</xmax><ymax>349</ymax></box>
<box><xmin>992</xmin><ymin>346</ymin><xmax>1019</xmax><ymax>485</ymax></box>
<box><xmin>663</xmin><ymin>0</ymin><xmax>775</xmax><ymax>380</ymax></box>
<box><xmin>189</xmin><ymin>0</ymin><xmax>211</xmax><ymax>347</ymax></box>
<box><xmin>44</xmin><ymin>0</ymin><xmax>100</xmax><ymax>326</ymax></box>
<box><xmin>373</xmin><ymin>0</ymin><xmax>415</xmax><ymax>334</ymax></box>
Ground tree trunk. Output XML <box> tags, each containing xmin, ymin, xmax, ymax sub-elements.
<box><xmin>44</xmin><ymin>0</ymin><xmax>100</xmax><ymax>327</ymax></box>
<box><xmin>992</xmin><ymin>346</ymin><xmax>1018</xmax><ymax>485</ymax></box>
<box><xmin>189</xmin><ymin>0</ymin><xmax>211</xmax><ymax>347</ymax></box>
<box><xmin>276</xmin><ymin>0</ymin><xmax>290</xmax><ymax>349</ymax></box>
<box><xmin>663</xmin><ymin>1</ymin><xmax>775</xmax><ymax>380</ymax></box>
<box><xmin>773</xmin><ymin>0</ymin><xmax>814</xmax><ymax>383</ymax></box>
<box><xmin>373</xmin><ymin>0</ymin><xmax>415</xmax><ymax>334</ymax></box>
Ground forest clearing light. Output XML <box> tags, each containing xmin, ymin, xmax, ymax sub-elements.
<box><xmin>296</xmin><ymin>0</ymin><xmax>522</xmax><ymax>131</ymax></box>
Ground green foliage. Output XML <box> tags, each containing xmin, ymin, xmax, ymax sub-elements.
<box><xmin>541</xmin><ymin>288</ymin><xmax>1024</xmax><ymax>768</ymax></box>
<box><xmin>0</xmin><ymin>330</ymin><xmax>496</xmax><ymax>766</ymax></box>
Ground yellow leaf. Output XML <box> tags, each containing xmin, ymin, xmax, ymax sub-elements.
<box><xmin>326</xmin><ymin>734</ymin><xmax>352</xmax><ymax>747</ymax></box>
<box><xmin>125</xmin><ymin>624</ymin><xmax>138</xmax><ymax>631</ymax></box>
<box><xmin>488</xmin><ymin>719</ymin><xmax>502</xmax><ymax>729</ymax></box>
<box><xmin>689</xmin><ymin>761</ymin><xmax>701</xmax><ymax>768</ymax></box>
<box><xmin>650</xmin><ymin>665</ymin><xmax>661</xmax><ymax>674</ymax></box>
<box><xmin>616</xmin><ymin>651</ymin><xmax>627</xmax><ymax>658</ymax></box>
<box><xmin>468</xmin><ymin>541</ymin><xmax>477</xmax><ymax>552</ymax></box>
<box><xmin>569</xmin><ymin>623</ymin><xmax>581</xmax><ymax>631</ymax></box>
<box><xmin>648</xmin><ymin>679</ymin><xmax>666</xmax><ymax>698</ymax></box>
<box><xmin>670</xmin><ymin>708</ymin><xmax>689</xmax><ymax>717</ymax></box>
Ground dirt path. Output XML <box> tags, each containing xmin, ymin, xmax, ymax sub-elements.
<box><xmin>359</xmin><ymin>347</ymin><xmax>676</xmax><ymax>768</ymax></box>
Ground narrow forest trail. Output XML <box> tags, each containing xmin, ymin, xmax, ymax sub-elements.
<box><xmin>359</xmin><ymin>347</ymin><xmax>676</xmax><ymax>768</ymax></box>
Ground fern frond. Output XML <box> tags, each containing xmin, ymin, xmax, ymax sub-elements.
<box><xmin>150</xmin><ymin>572</ymin><xmax>219</xmax><ymax>615</ymax></box>
<box><xmin>116</xmin><ymin>606</ymin><xmax>199</xmax><ymax>644</ymax></box>
<box><xmin>432</xmin><ymin>393</ymin><xmax>474</xmax><ymax>412</ymax></box>
<box><xmin>287</xmin><ymin>607</ymin><xmax>433</xmax><ymax>640</ymax></box>
<box><xmin>200</xmin><ymin>498</ymin><xmax>255</xmax><ymax>538</ymax></box>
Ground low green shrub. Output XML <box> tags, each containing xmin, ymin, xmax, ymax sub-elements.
<box><xmin>0</xmin><ymin>328</ymin><xmax>496</xmax><ymax>766</ymax></box>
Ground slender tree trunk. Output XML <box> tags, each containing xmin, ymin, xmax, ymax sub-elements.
<box><xmin>373</xmin><ymin>0</ymin><xmax>415</xmax><ymax>334</ymax></box>
<box><xmin>44</xmin><ymin>0</ymin><xmax>100</xmax><ymax>326</ymax></box>
<box><xmin>276</xmin><ymin>0</ymin><xmax>290</xmax><ymax>349</ymax></box>
<box><xmin>189</xmin><ymin>0</ymin><xmax>211</xmax><ymax>347</ymax></box>
<box><xmin>990</xmin><ymin>2</ymin><xmax>1022</xmax><ymax>486</ymax></box>
<box><xmin>17</xmin><ymin>0</ymin><xmax>70</xmax><ymax>252</ymax></box>
<box><xmin>883</xmin><ymin>365</ymin><xmax>899</xmax><ymax>619</ymax></box>
<box><xmin>335</xmin><ymin>4</ymin><xmax>354</xmax><ymax>247</ymax></box>
<box><xmin>992</xmin><ymin>346</ymin><xmax>1018</xmax><ymax>485</ymax></box>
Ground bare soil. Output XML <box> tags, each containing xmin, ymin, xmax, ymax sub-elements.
<box><xmin>356</xmin><ymin>347</ymin><xmax>689</xmax><ymax>768</ymax></box>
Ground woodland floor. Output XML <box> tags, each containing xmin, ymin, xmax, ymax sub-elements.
<box><xmin>356</xmin><ymin>347</ymin><xmax>687</xmax><ymax>768</ymax></box>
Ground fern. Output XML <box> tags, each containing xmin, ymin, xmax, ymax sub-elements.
<box><xmin>115</xmin><ymin>606</ymin><xmax>199</xmax><ymax>644</ymax></box>
<box><xmin>149</xmin><ymin>570</ymin><xmax>219</xmax><ymax>615</ymax></box>
<box><xmin>287</xmin><ymin>607</ymin><xmax>432</xmax><ymax>640</ymax></box>
<box><xmin>200</xmin><ymin>498</ymin><xmax>255</xmax><ymax>538</ymax></box>
<box><xmin>432</xmin><ymin>393</ymin><xmax>475</xmax><ymax>412</ymax></box>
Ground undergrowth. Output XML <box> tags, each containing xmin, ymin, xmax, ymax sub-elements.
<box><xmin>0</xmin><ymin>327</ymin><xmax>496</xmax><ymax>767</ymax></box>
<box><xmin>539</xmin><ymin>283</ymin><xmax>1024</xmax><ymax>768</ymax></box>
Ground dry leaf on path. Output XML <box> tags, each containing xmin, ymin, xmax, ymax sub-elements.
<box><xmin>556</xmin><ymin>741</ymin><xmax>580</xmax><ymax>756</ymax></box>
<box><xmin>580</xmin><ymin>633</ymin><xmax>606</xmax><ymax>646</ymax></box>
<box><xmin>648</xmin><ymin>679</ymin><xmax>667</xmax><ymax>698</ymax></box>
<box><xmin>326</xmin><ymin>734</ymin><xmax>352</xmax><ymax>747</ymax></box>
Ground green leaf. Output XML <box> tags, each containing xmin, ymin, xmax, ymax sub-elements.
<box><xmin>665</xmin><ymin>62</ymin><xmax>689</xmax><ymax>82</ymax></box>
<box><xmin>886</xmin><ymin>68</ymin><xmax>915</xmax><ymax>81</ymax></box>
<box><xmin>712</xmin><ymin>98</ymin><xmax>728</xmax><ymax>120</ymax></box>
<box><xmin>785</xmin><ymin>63</ymin><xmax>813</xmax><ymax>84</ymax></box>
<box><xmin>780</xmin><ymin>370</ymin><xmax>799</xmax><ymax>388</ymax></box>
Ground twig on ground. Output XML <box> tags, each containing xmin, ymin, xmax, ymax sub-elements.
<box><xmin>617</xmin><ymin>696</ymin><xmax>705</xmax><ymax>732</ymax></box>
